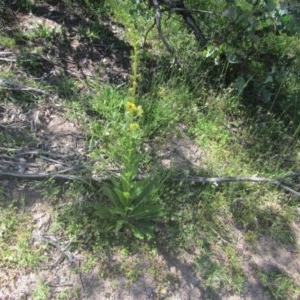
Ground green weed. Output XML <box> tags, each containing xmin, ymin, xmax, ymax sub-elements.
<box><xmin>16</xmin><ymin>0</ymin><xmax>34</xmax><ymax>12</ymax></box>
<box><xmin>55</xmin><ymin>287</ymin><xmax>80</xmax><ymax>300</ymax></box>
<box><xmin>85</xmin><ymin>85</ymin><xmax>126</xmax><ymax>151</ymax></box>
<box><xmin>78</xmin><ymin>22</ymin><xmax>104</xmax><ymax>40</ymax></box>
<box><xmin>0</xmin><ymin>34</ymin><xmax>16</xmax><ymax>48</ymax></box>
<box><xmin>0</xmin><ymin>205</ymin><xmax>18</xmax><ymax>240</ymax></box>
<box><xmin>140</xmin><ymin>83</ymin><xmax>197</xmax><ymax>137</ymax></box>
<box><xmin>193</xmin><ymin>243</ymin><xmax>245</xmax><ymax>295</ymax></box>
<box><xmin>32</xmin><ymin>280</ymin><xmax>50</xmax><ymax>300</ymax></box>
<box><xmin>0</xmin><ymin>205</ymin><xmax>45</xmax><ymax>269</ymax></box>
<box><xmin>80</xmin><ymin>254</ymin><xmax>97</xmax><ymax>272</ymax></box>
<box><xmin>31</xmin><ymin>23</ymin><xmax>61</xmax><ymax>41</ymax></box>
<box><xmin>258</xmin><ymin>268</ymin><xmax>300</xmax><ymax>300</ymax></box>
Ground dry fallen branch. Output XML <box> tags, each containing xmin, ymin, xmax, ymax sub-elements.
<box><xmin>0</xmin><ymin>78</ymin><xmax>49</xmax><ymax>95</ymax></box>
<box><xmin>176</xmin><ymin>174</ymin><xmax>300</xmax><ymax>197</ymax></box>
<box><xmin>0</xmin><ymin>51</ymin><xmax>31</xmax><ymax>62</ymax></box>
<box><xmin>0</xmin><ymin>170</ymin><xmax>299</xmax><ymax>197</ymax></box>
<box><xmin>41</xmin><ymin>235</ymin><xmax>75</xmax><ymax>264</ymax></box>
<box><xmin>0</xmin><ymin>147</ymin><xmax>299</xmax><ymax>196</ymax></box>
<box><xmin>0</xmin><ymin>170</ymin><xmax>82</xmax><ymax>181</ymax></box>
<box><xmin>0</xmin><ymin>58</ymin><xmax>32</xmax><ymax>62</ymax></box>
<box><xmin>0</xmin><ymin>51</ymin><xmax>14</xmax><ymax>55</ymax></box>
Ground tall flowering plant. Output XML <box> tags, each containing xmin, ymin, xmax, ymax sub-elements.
<box><xmin>94</xmin><ymin>28</ymin><xmax>166</xmax><ymax>240</ymax></box>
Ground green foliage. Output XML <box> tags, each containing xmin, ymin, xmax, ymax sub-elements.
<box><xmin>0</xmin><ymin>34</ymin><xmax>16</xmax><ymax>48</ymax></box>
<box><xmin>0</xmin><ymin>205</ymin><xmax>18</xmax><ymax>240</ymax></box>
<box><xmin>32</xmin><ymin>281</ymin><xmax>50</xmax><ymax>300</ymax></box>
<box><xmin>258</xmin><ymin>268</ymin><xmax>300</xmax><ymax>299</ymax></box>
<box><xmin>78</xmin><ymin>21</ymin><xmax>104</xmax><ymax>40</ymax></box>
<box><xmin>0</xmin><ymin>205</ymin><xmax>44</xmax><ymax>269</ymax></box>
<box><xmin>79</xmin><ymin>0</ymin><xmax>107</xmax><ymax>16</ymax></box>
<box><xmin>16</xmin><ymin>0</ymin><xmax>34</xmax><ymax>12</ymax></box>
<box><xmin>30</xmin><ymin>23</ymin><xmax>61</xmax><ymax>41</ymax></box>
<box><xmin>107</xmin><ymin>0</ymin><xmax>153</xmax><ymax>31</ymax></box>
<box><xmin>130</xmin><ymin>0</ymin><xmax>300</xmax><ymax>123</ymax></box>
<box><xmin>95</xmin><ymin>171</ymin><xmax>167</xmax><ymax>239</ymax></box>
<box><xmin>140</xmin><ymin>83</ymin><xmax>195</xmax><ymax>136</ymax></box>
<box><xmin>194</xmin><ymin>254</ymin><xmax>242</xmax><ymax>292</ymax></box>
<box><xmin>85</xmin><ymin>85</ymin><xmax>128</xmax><ymax>164</ymax></box>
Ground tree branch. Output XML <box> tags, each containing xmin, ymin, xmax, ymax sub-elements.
<box><xmin>157</xmin><ymin>0</ymin><xmax>207</xmax><ymax>47</ymax></box>
<box><xmin>1</xmin><ymin>147</ymin><xmax>299</xmax><ymax>196</ymax></box>
<box><xmin>0</xmin><ymin>169</ymin><xmax>299</xmax><ymax>197</ymax></box>
<box><xmin>0</xmin><ymin>78</ymin><xmax>49</xmax><ymax>95</ymax></box>
<box><xmin>176</xmin><ymin>174</ymin><xmax>300</xmax><ymax>197</ymax></box>
<box><xmin>152</xmin><ymin>0</ymin><xmax>174</xmax><ymax>54</ymax></box>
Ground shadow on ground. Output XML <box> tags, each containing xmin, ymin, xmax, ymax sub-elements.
<box><xmin>2</xmin><ymin>1</ymin><xmax>131</xmax><ymax>98</ymax></box>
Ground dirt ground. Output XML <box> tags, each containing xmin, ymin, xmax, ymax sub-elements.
<box><xmin>2</xmin><ymin>87</ymin><xmax>299</xmax><ymax>300</ymax></box>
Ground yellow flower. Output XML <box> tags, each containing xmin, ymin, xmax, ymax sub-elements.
<box><xmin>136</xmin><ymin>105</ymin><xmax>143</xmax><ymax>117</ymax></box>
<box><xmin>129</xmin><ymin>123</ymin><xmax>139</xmax><ymax>131</ymax></box>
<box><xmin>128</xmin><ymin>97</ymin><xmax>135</xmax><ymax>103</ymax></box>
<box><xmin>126</xmin><ymin>101</ymin><xmax>136</xmax><ymax>113</ymax></box>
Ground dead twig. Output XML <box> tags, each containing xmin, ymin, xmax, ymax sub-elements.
<box><xmin>0</xmin><ymin>164</ymin><xmax>299</xmax><ymax>197</ymax></box>
<box><xmin>143</xmin><ymin>18</ymin><xmax>157</xmax><ymax>48</ymax></box>
<box><xmin>0</xmin><ymin>147</ymin><xmax>298</xmax><ymax>196</ymax></box>
<box><xmin>177</xmin><ymin>174</ymin><xmax>300</xmax><ymax>197</ymax></box>
<box><xmin>0</xmin><ymin>78</ymin><xmax>50</xmax><ymax>95</ymax></box>
<box><xmin>0</xmin><ymin>170</ymin><xmax>82</xmax><ymax>181</ymax></box>
<box><xmin>0</xmin><ymin>148</ymin><xmax>77</xmax><ymax>159</ymax></box>
<box><xmin>0</xmin><ymin>51</ymin><xmax>14</xmax><ymax>55</ymax></box>
<box><xmin>42</xmin><ymin>235</ymin><xmax>75</xmax><ymax>265</ymax></box>
<box><xmin>0</xmin><ymin>58</ymin><xmax>32</xmax><ymax>62</ymax></box>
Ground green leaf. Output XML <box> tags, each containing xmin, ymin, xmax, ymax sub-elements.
<box><xmin>110</xmin><ymin>206</ymin><xmax>126</xmax><ymax>216</ymax></box>
<box><xmin>131</xmin><ymin>225</ymin><xmax>146</xmax><ymax>239</ymax></box>
<box><xmin>133</xmin><ymin>173</ymin><xmax>168</xmax><ymax>206</ymax></box>
<box><xmin>129</xmin><ymin>204</ymin><xmax>165</xmax><ymax>220</ymax></box>
<box><xmin>113</xmin><ymin>186</ymin><xmax>125</xmax><ymax>201</ymax></box>
<box><xmin>113</xmin><ymin>187</ymin><xmax>130</xmax><ymax>208</ymax></box>
<box><xmin>234</xmin><ymin>0</ymin><xmax>253</xmax><ymax>12</ymax></box>
<box><xmin>102</xmin><ymin>184</ymin><xmax>122</xmax><ymax>208</ymax></box>
<box><xmin>111</xmin><ymin>176</ymin><xmax>121</xmax><ymax>188</ymax></box>
<box><xmin>120</xmin><ymin>173</ymin><xmax>132</xmax><ymax>192</ymax></box>
<box><xmin>131</xmin><ymin>224</ymin><xmax>155</xmax><ymax>240</ymax></box>
<box><xmin>131</xmin><ymin>225</ymin><xmax>144</xmax><ymax>239</ymax></box>
<box><xmin>122</xmin><ymin>191</ymin><xmax>130</xmax><ymax>200</ymax></box>
<box><xmin>116</xmin><ymin>220</ymin><xmax>125</xmax><ymax>232</ymax></box>
<box><xmin>265</xmin><ymin>0</ymin><xmax>277</xmax><ymax>12</ymax></box>
<box><xmin>93</xmin><ymin>204</ymin><xmax>109</xmax><ymax>218</ymax></box>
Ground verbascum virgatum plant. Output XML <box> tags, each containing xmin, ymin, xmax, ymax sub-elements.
<box><xmin>94</xmin><ymin>26</ymin><xmax>166</xmax><ymax>240</ymax></box>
